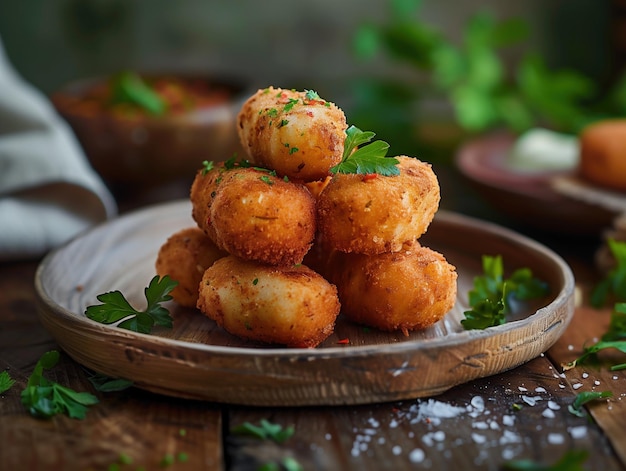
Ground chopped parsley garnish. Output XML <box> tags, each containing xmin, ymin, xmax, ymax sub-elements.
<box><xmin>283</xmin><ymin>98</ymin><xmax>299</xmax><ymax>112</ymax></box>
<box><xmin>563</xmin><ymin>302</ymin><xmax>626</xmax><ymax>371</ymax></box>
<box><xmin>109</xmin><ymin>71</ymin><xmax>166</xmax><ymax>116</ymax></box>
<box><xmin>278</xmin><ymin>119</ymin><xmax>289</xmax><ymax>127</ymax></box>
<box><xmin>201</xmin><ymin>160</ymin><xmax>214</xmax><ymax>175</ymax></box>
<box><xmin>21</xmin><ymin>350</ymin><xmax>99</xmax><ymax>419</ymax></box>
<box><xmin>461</xmin><ymin>255</ymin><xmax>549</xmax><ymax>330</ymax></box>
<box><xmin>85</xmin><ymin>275</ymin><xmax>178</xmax><ymax>334</ymax></box>
<box><xmin>260</xmin><ymin>175</ymin><xmax>274</xmax><ymax>185</ymax></box>
<box><xmin>568</xmin><ymin>391</ymin><xmax>613</xmax><ymax>417</ymax></box>
<box><xmin>0</xmin><ymin>370</ymin><xmax>15</xmax><ymax>394</ymax></box>
<box><xmin>591</xmin><ymin>238</ymin><xmax>626</xmax><ymax>308</ymax></box>
<box><xmin>85</xmin><ymin>370</ymin><xmax>133</xmax><ymax>392</ymax></box>
<box><xmin>503</xmin><ymin>449</ymin><xmax>588</xmax><ymax>471</ymax></box>
<box><xmin>330</xmin><ymin>125</ymin><xmax>397</xmax><ymax>176</ymax></box>
<box><xmin>305</xmin><ymin>89</ymin><xmax>321</xmax><ymax>101</ymax></box>
<box><xmin>231</xmin><ymin>419</ymin><xmax>295</xmax><ymax>443</ymax></box>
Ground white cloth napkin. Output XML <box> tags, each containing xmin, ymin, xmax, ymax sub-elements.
<box><xmin>0</xmin><ymin>40</ymin><xmax>117</xmax><ymax>261</ymax></box>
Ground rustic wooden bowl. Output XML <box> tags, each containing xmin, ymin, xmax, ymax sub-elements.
<box><xmin>51</xmin><ymin>74</ymin><xmax>248</xmax><ymax>188</ymax></box>
<box><xmin>34</xmin><ymin>200</ymin><xmax>575</xmax><ymax>406</ymax></box>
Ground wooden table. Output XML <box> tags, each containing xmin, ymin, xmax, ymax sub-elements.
<box><xmin>2</xmin><ymin>178</ymin><xmax>626</xmax><ymax>471</ymax></box>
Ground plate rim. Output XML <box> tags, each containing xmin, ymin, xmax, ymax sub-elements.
<box><xmin>33</xmin><ymin>199</ymin><xmax>576</xmax><ymax>405</ymax></box>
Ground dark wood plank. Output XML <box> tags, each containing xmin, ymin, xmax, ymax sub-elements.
<box><xmin>548</xmin><ymin>301</ymin><xmax>626</xmax><ymax>466</ymax></box>
<box><xmin>226</xmin><ymin>355</ymin><xmax>622</xmax><ymax>471</ymax></box>
<box><xmin>0</xmin><ymin>261</ymin><xmax>224</xmax><ymax>471</ymax></box>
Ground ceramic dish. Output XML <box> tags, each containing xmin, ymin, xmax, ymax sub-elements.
<box><xmin>35</xmin><ymin>200</ymin><xmax>575</xmax><ymax>406</ymax></box>
<box><xmin>455</xmin><ymin>132</ymin><xmax>617</xmax><ymax>235</ymax></box>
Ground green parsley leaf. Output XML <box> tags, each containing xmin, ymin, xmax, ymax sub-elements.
<box><xmin>462</xmin><ymin>255</ymin><xmax>548</xmax><ymax>330</ymax></box>
<box><xmin>562</xmin><ymin>339</ymin><xmax>626</xmax><ymax>371</ymax></box>
<box><xmin>232</xmin><ymin>419</ymin><xmax>295</xmax><ymax>443</ymax></box>
<box><xmin>201</xmin><ymin>160</ymin><xmax>214</xmax><ymax>175</ymax></box>
<box><xmin>85</xmin><ymin>275</ymin><xmax>178</xmax><ymax>334</ymax></box>
<box><xmin>591</xmin><ymin>239</ymin><xmax>626</xmax><ymax>307</ymax></box>
<box><xmin>331</xmin><ymin>125</ymin><xmax>397</xmax><ymax>176</ymax></box>
<box><xmin>85</xmin><ymin>370</ymin><xmax>133</xmax><ymax>392</ymax></box>
<box><xmin>283</xmin><ymin>98</ymin><xmax>299</xmax><ymax>112</ymax></box>
<box><xmin>568</xmin><ymin>391</ymin><xmax>613</xmax><ymax>417</ymax></box>
<box><xmin>305</xmin><ymin>89</ymin><xmax>321</xmax><ymax>101</ymax></box>
<box><xmin>602</xmin><ymin>302</ymin><xmax>626</xmax><ymax>341</ymax></box>
<box><xmin>0</xmin><ymin>370</ymin><xmax>15</xmax><ymax>394</ymax></box>
<box><xmin>21</xmin><ymin>350</ymin><xmax>99</xmax><ymax>419</ymax></box>
<box><xmin>503</xmin><ymin>449</ymin><xmax>588</xmax><ymax>471</ymax></box>
<box><xmin>109</xmin><ymin>71</ymin><xmax>166</xmax><ymax>116</ymax></box>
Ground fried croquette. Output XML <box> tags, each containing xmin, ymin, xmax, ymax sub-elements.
<box><xmin>330</xmin><ymin>245</ymin><xmax>457</xmax><ymax>335</ymax></box>
<box><xmin>237</xmin><ymin>87</ymin><xmax>347</xmax><ymax>182</ymax></box>
<box><xmin>209</xmin><ymin>167</ymin><xmax>316</xmax><ymax>266</ymax></box>
<box><xmin>197</xmin><ymin>255</ymin><xmax>340</xmax><ymax>348</ymax></box>
<box><xmin>317</xmin><ymin>156</ymin><xmax>440</xmax><ymax>254</ymax></box>
<box><xmin>155</xmin><ymin>227</ymin><xmax>227</xmax><ymax>308</ymax></box>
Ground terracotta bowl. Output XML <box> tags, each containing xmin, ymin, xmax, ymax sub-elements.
<box><xmin>51</xmin><ymin>74</ymin><xmax>249</xmax><ymax>188</ymax></box>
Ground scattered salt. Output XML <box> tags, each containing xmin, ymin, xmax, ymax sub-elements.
<box><xmin>542</xmin><ymin>408</ymin><xmax>555</xmax><ymax>419</ymax></box>
<box><xmin>573</xmin><ymin>383</ymin><xmax>583</xmax><ymax>390</ymax></box>
<box><xmin>594</xmin><ymin>380</ymin><xmax>600</xmax><ymax>386</ymax></box>
<box><xmin>569</xmin><ymin>426</ymin><xmax>588</xmax><ymax>439</ymax></box>
<box><xmin>499</xmin><ymin>430</ymin><xmax>522</xmax><ymax>445</ymax></box>
<box><xmin>518</xmin><ymin>386</ymin><xmax>528</xmax><ymax>392</ymax></box>
<box><xmin>534</xmin><ymin>387</ymin><xmax>546</xmax><ymax>393</ymax></box>
<box><xmin>471</xmin><ymin>433</ymin><xmax>487</xmax><ymax>444</ymax></box>
<box><xmin>472</xmin><ymin>421</ymin><xmax>489</xmax><ymax>430</ymax></box>
<box><xmin>392</xmin><ymin>445</ymin><xmax>402</xmax><ymax>455</ymax></box>
<box><xmin>521</xmin><ymin>395</ymin><xmax>543</xmax><ymax>406</ymax></box>
<box><xmin>547</xmin><ymin>401</ymin><xmax>560</xmax><ymax>410</ymax></box>
<box><xmin>502</xmin><ymin>415</ymin><xmax>515</xmax><ymax>427</ymax></box>
<box><xmin>470</xmin><ymin>396</ymin><xmax>485</xmax><ymax>411</ymax></box>
<box><xmin>409</xmin><ymin>448</ymin><xmax>425</xmax><ymax>463</ymax></box>
<box><xmin>582</xmin><ymin>372</ymin><xmax>589</xmax><ymax>379</ymax></box>
<box><xmin>548</xmin><ymin>433</ymin><xmax>564</xmax><ymax>444</ymax></box>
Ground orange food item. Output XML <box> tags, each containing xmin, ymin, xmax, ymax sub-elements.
<box><xmin>579</xmin><ymin>119</ymin><xmax>626</xmax><ymax>192</ymax></box>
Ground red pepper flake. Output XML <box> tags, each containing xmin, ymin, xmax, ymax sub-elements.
<box><xmin>306</xmin><ymin>111</ymin><xmax>314</xmax><ymax>117</ymax></box>
<box><xmin>305</xmin><ymin>99</ymin><xmax>326</xmax><ymax>106</ymax></box>
<box><xmin>361</xmin><ymin>173</ymin><xmax>378</xmax><ymax>182</ymax></box>
<box><xmin>337</xmin><ymin>338</ymin><xmax>350</xmax><ymax>345</ymax></box>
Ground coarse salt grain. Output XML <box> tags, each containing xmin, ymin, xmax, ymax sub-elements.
<box><xmin>548</xmin><ymin>433</ymin><xmax>564</xmax><ymax>444</ymax></box>
<box><xmin>569</xmin><ymin>426</ymin><xmax>588</xmax><ymax>439</ymax></box>
<box><xmin>547</xmin><ymin>401</ymin><xmax>560</xmax><ymax>410</ymax></box>
<box><xmin>542</xmin><ymin>408</ymin><xmax>556</xmax><ymax>419</ymax></box>
<box><xmin>409</xmin><ymin>448</ymin><xmax>425</xmax><ymax>463</ymax></box>
<box><xmin>471</xmin><ymin>433</ymin><xmax>487</xmax><ymax>444</ymax></box>
<box><xmin>502</xmin><ymin>415</ymin><xmax>515</xmax><ymax>426</ymax></box>
<box><xmin>535</xmin><ymin>387</ymin><xmax>546</xmax><ymax>393</ymax></box>
<box><xmin>573</xmin><ymin>383</ymin><xmax>583</xmax><ymax>390</ymax></box>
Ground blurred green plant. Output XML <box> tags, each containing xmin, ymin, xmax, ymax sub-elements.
<box><xmin>352</xmin><ymin>0</ymin><xmax>621</xmax><ymax>135</ymax></box>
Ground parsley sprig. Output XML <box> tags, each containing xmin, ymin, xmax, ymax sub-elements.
<box><xmin>563</xmin><ymin>302</ymin><xmax>626</xmax><ymax>371</ymax></box>
<box><xmin>330</xmin><ymin>125</ymin><xmax>398</xmax><ymax>176</ymax></box>
<box><xmin>590</xmin><ymin>238</ymin><xmax>626</xmax><ymax>308</ymax></box>
<box><xmin>503</xmin><ymin>449</ymin><xmax>588</xmax><ymax>471</ymax></box>
<box><xmin>0</xmin><ymin>370</ymin><xmax>15</xmax><ymax>394</ymax></box>
<box><xmin>85</xmin><ymin>275</ymin><xmax>178</xmax><ymax>334</ymax></box>
<box><xmin>462</xmin><ymin>255</ymin><xmax>549</xmax><ymax>330</ymax></box>
<box><xmin>21</xmin><ymin>350</ymin><xmax>99</xmax><ymax>419</ymax></box>
<box><xmin>232</xmin><ymin>419</ymin><xmax>295</xmax><ymax>443</ymax></box>
<box><xmin>568</xmin><ymin>391</ymin><xmax>613</xmax><ymax>417</ymax></box>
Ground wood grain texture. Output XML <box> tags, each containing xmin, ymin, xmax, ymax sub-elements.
<box><xmin>34</xmin><ymin>201</ymin><xmax>575</xmax><ymax>406</ymax></box>
<box><xmin>226</xmin><ymin>356</ymin><xmax>624</xmax><ymax>471</ymax></box>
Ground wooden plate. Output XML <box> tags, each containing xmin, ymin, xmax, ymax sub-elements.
<box><xmin>35</xmin><ymin>200</ymin><xmax>575</xmax><ymax>406</ymax></box>
<box><xmin>455</xmin><ymin>132</ymin><xmax>617</xmax><ymax>235</ymax></box>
